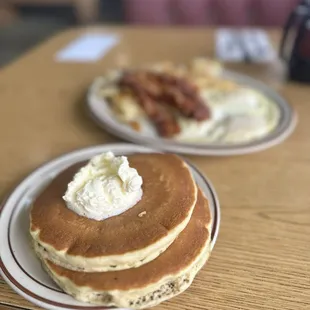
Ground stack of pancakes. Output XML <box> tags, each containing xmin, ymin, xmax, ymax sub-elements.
<box><xmin>30</xmin><ymin>153</ymin><xmax>212</xmax><ymax>309</ymax></box>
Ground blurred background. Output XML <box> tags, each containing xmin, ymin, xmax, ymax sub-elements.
<box><xmin>0</xmin><ymin>0</ymin><xmax>299</xmax><ymax>67</ymax></box>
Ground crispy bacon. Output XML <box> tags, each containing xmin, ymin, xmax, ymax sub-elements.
<box><xmin>155</xmin><ymin>73</ymin><xmax>210</xmax><ymax>120</ymax></box>
<box><xmin>119</xmin><ymin>71</ymin><xmax>210</xmax><ymax>137</ymax></box>
<box><xmin>120</xmin><ymin>74</ymin><xmax>180</xmax><ymax>137</ymax></box>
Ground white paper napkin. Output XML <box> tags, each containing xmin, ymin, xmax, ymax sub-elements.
<box><xmin>55</xmin><ymin>33</ymin><xmax>119</xmax><ymax>62</ymax></box>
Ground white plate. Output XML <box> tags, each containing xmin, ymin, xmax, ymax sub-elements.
<box><xmin>0</xmin><ymin>144</ymin><xmax>220</xmax><ymax>310</ymax></box>
<box><xmin>87</xmin><ymin>70</ymin><xmax>297</xmax><ymax>156</ymax></box>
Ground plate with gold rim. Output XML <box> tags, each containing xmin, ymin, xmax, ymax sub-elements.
<box><xmin>0</xmin><ymin>144</ymin><xmax>220</xmax><ymax>310</ymax></box>
<box><xmin>87</xmin><ymin>70</ymin><xmax>297</xmax><ymax>156</ymax></box>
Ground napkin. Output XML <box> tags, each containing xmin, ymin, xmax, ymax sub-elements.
<box><xmin>216</xmin><ymin>28</ymin><xmax>276</xmax><ymax>63</ymax></box>
<box><xmin>55</xmin><ymin>33</ymin><xmax>119</xmax><ymax>62</ymax></box>
<box><xmin>216</xmin><ymin>28</ymin><xmax>245</xmax><ymax>62</ymax></box>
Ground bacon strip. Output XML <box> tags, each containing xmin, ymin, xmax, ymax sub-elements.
<box><xmin>120</xmin><ymin>73</ymin><xmax>180</xmax><ymax>137</ymax></box>
<box><xmin>155</xmin><ymin>73</ymin><xmax>210</xmax><ymax>120</ymax></box>
<box><xmin>119</xmin><ymin>71</ymin><xmax>210</xmax><ymax>137</ymax></box>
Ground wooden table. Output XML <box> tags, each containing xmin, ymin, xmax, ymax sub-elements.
<box><xmin>0</xmin><ymin>26</ymin><xmax>309</xmax><ymax>310</ymax></box>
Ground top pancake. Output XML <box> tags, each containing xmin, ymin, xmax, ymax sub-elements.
<box><xmin>30</xmin><ymin>153</ymin><xmax>197</xmax><ymax>271</ymax></box>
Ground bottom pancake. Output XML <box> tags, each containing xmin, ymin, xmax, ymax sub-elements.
<box><xmin>35</xmin><ymin>189</ymin><xmax>212</xmax><ymax>309</ymax></box>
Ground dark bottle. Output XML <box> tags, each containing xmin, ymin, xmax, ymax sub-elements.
<box><xmin>280</xmin><ymin>0</ymin><xmax>310</xmax><ymax>82</ymax></box>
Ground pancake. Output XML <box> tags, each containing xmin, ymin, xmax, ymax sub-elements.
<box><xmin>30</xmin><ymin>153</ymin><xmax>197</xmax><ymax>272</ymax></box>
<box><xmin>35</xmin><ymin>189</ymin><xmax>212</xmax><ymax>309</ymax></box>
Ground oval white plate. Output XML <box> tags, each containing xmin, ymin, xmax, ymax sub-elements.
<box><xmin>87</xmin><ymin>70</ymin><xmax>297</xmax><ymax>156</ymax></box>
<box><xmin>0</xmin><ymin>144</ymin><xmax>220</xmax><ymax>310</ymax></box>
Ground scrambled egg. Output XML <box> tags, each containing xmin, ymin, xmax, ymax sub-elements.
<box><xmin>176</xmin><ymin>88</ymin><xmax>280</xmax><ymax>144</ymax></box>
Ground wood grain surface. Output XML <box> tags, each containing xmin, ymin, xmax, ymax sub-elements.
<box><xmin>0</xmin><ymin>27</ymin><xmax>309</xmax><ymax>310</ymax></box>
